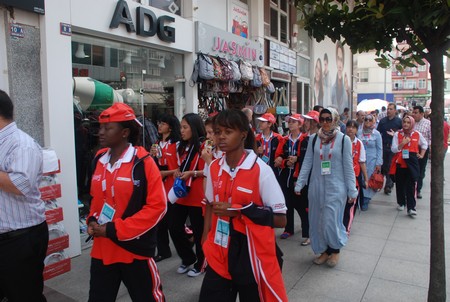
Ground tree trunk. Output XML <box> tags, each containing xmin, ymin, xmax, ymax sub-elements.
<box><xmin>427</xmin><ymin>49</ymin><xmax>446</xmax><ymax>302</ymax></box>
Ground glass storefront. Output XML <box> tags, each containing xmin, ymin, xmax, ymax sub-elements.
<box><xmin>71</xmin><ymin>34</ymin><xmax>184</xmax><ymax>203</ymax></box>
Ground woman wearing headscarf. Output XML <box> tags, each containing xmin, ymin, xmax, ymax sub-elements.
<box><xmin>295</xmin><ymin>108</ymin><xmax>357</xmax><ymax>267</ymax></box>
<box><xmin>357</xmin><ymin>114</ymin><xmax>383</xmax><ymax>211</ymax></box>
<box><xmin>390</xmin><ymin>115</ymin><xmax>427</xmax><ymax>217</ymax></box>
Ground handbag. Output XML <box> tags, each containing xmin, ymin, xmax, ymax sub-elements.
<box><xmin>259</xmin><ymin>67</ymin><xmax>270</xmax><ymax>87</ymax></box>
<box><xmin>210</xmin><ymin>56</ymin><xmax>223</xmax><ymax>81</ymax></box>
<box><xmin>173</xmin><ymin>177</ymin><xmax>188</xmax><ymax>198</ymax></box>
<box><xmin>253</xmin><ymin>90</ymin><xmax>268</xmax><ymax>115</ymax></box>
<box><xmin>266</xmin><ymin>88</ymin><xmax>277</xmax><ymax>114</ymax></box>
<box><xmin>251</xmin><ymin>66</ymin><xmax>262</xmax><ymax>87</ymax></box>
<box><xmin>368</xmin><ymin>171</ymin><xmax>384</xmax><ymax>192</ymax></box>
<box><xmin>239</xmin><ymin>60</ymin><xmax>254</xmax><ymax>81</ymax></box>
<box><xmin>276</xmin><ymin>87</ymin><xmax>289</xmax><ymax>115</ymax></box>
<box><xmin>198</xmin><ymin>53</ymin><xmax>215</xmax><ymax>80</ymax></box>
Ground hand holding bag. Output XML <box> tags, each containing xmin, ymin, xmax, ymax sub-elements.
<box><xmin>368</xmin><ymin>171</ymin><xmax>384</xmax><ymax>192</ymax></box>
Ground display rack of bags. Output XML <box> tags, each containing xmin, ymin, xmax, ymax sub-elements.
<box><xmin>41</xmin><ymin>149</ymin><xmax>71</xmax><ymax>281</ymax></box>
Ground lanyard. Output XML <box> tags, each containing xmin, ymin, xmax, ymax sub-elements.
<box><xmin>319</xmin><ymin>137</ymin><xmax>336</xmax><ymax>161</ymax></box>
<box><xmin>216</xmin><ymin>152</ymin><xmax>247</xmax><ymax>204</ymax></box>
<box><xmin>288</xmin><ymin>133</ymin><xmax>301</xmax><ymax>156</ymax></box>
<box><xmin>262</xmin><ymin>132</ymin><xmax>273</xmax><ymax>156</ymax></box>
<box><xmin>101</xmin><ymin>147</ymin><xmax>136</xmax><ymax>208</ymax></box>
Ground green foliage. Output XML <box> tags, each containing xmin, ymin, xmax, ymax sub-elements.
<box><xmin>295</xmin><ymin>0</ymin><xmax>450</xmax><ymax>69</ymax></box>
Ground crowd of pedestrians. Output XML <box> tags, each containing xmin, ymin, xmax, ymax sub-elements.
<box><xmin>83</xmin><ymin>102</ymin><xmax>442</xmax><ymax>301</ymax></box>
<box><xmin>2</xmin><ymin>85</ymin><xmax>446</xmax><ymax>301</ymax></box>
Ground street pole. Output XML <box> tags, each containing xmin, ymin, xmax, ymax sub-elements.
<box><xmin>383</xmin><ymin>67</ymin><xmax>387</xmax><ymax>101</ymax></box>
<box><xmin>141</xmin><ymin>69</ymin><xmax>146</xmax><ymax>148</ymax></box>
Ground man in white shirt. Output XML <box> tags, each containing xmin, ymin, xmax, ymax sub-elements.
<box><xmin>412</xmin><ymin>105</ymin><xmax>431</xmax><ymax>199</ymax></box>
<box><xmin>0</xmin><ymin>90</ymin><xmax>47</xmax><ymax>302</ymax></box>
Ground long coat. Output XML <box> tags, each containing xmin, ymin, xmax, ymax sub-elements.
<box><xmin>358</xmin><ymin>129</ymin><xmax>383</xmax><ymax>199</ymax></box>
<box><xmin>296</xmin><ymin>132</ymin><xmax>358</xmax><ymax>254</ymax></box>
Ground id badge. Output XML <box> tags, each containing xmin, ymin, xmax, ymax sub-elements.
<box><xmin>321</xmin><ymin>161</ymin><xmax>331</xmax><ymax>175</ymax></box>
<box><xmin>214</xmin><ymin>218</ymin><xmax>230</xmax><ymax>248</ymax></box>
<box><xmin>402</xmin><ymin>149</ymin><xmax>409</xmax><ymax>159</ymax></box>
<box><xmin>98</xmin><ymin>203</ymin><xmax>116</xmax><ymax>225</ymax></box>
<box><xmin>262</xmin><ymin>155</ymin><xmax>269</xmax><ymax>163</ymax></box>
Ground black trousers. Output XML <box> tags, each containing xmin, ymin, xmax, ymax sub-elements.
<box><xmin>417</xmin><ymin>148</ymin><xmax>429</xmax><ymax>194</ymax></box>
<box><xmin>88</xmin><ymin>258</ymin><xmax>165</xmax><ymax>302</ymax></box>
<box><xmin>156</xmin><ymin>202</ymin><xmax>173</xmax><ymax>258</ymax></box>
<box><xmin>199</xmin><ymin>266</ymin><xmax>260</xmax><ymax>302</ymax></box>
<box><xmin>281</xmin><ymin>180</ymin><xmax>308</xmax><ymax>237</ymax></box>
<box><xmin>169</xmin><ymin>204</ymin><xmax>205</xmax><ymax>270</ymax></box>
<box><xmin>0</xmin><ymin>221</ymin><xmax>48</xmax><ymax>302</ymax></box>
<box><xmin>381</xmin><ymin>150</ymin><xmax>394</xmax><ymax>189</ymax></box>
<box><xmin>395</xmin><ymin>165</ymin><xmax>416</xmax><ymax>211</ymax></box>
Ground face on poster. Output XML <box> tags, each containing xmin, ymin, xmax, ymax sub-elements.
<box><xmin>313</xmin><ymin>38</ymin><xmax>352</xmax><ymax>114</ymax></box>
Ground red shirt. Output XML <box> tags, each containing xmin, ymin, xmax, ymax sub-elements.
<box><xmin>175</xmin><ymin>144</ymin><xmax>205</xmax><ymax>207</ymax></box>
<box><xmin>157</xmin><ymin>140</ymin><xmax>179</xmax><ymax>195</ymax></box>
<box><xmin>444</xmin><ymin>121</ymin><xmax>449</xmax><ymax>149</ymax></box>
<box><xmin>89</xmin><ymin>146</ymin><xmax>167</xmax><ymax>265</ymax></box>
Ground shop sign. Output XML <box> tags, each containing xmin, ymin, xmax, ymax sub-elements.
<box><xmin>10</xmin><ymin>23</ymin><xmax>24</xmax><ymax>38</ymax></box>
<box><xmin>269</xmin><ymin>41</ymin><xmax>297</xmax><ymax>74</ymax></box>
<box><xmin>60</xmin><ymin>23</ymin><xmax>72</xmax><ymax>36</ymax></box>
<box><xmin>212</xmin><ymin>37</ymin><xmax>257</xmax><ymax>61</ymax></box>
<box><xmin>196</xmin><ymin>22</ymin><xmax>262</xmax><ymax>64</ymax></box>
<box><xmin>271</xmin><ymin>70</ymin><xmax>291</xmax><ymax>82</ymax></box>
<box><xmin>110</xmin><ymin>0</ymin><xmax>175</xmax><ymax>43</ymax></box>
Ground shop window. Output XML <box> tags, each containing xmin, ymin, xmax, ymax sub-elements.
<box><xmin>270</xmin><ymin>0</ymin><xmax>289</xmax><ymax>44</ymax></box>
<box><xmin>357</xmin><ymin>68</ymin><xmax>369</xmax><ymax>82</ymax></box>
<box><xmin>109</xmin><ymin>48</ymin><xmax>118</xmax><ymax>68</ymax></box>
<box><xmin>297</xmin><ymin>55</ymin><xmax>309</xmax><ymax>78</ymax></box>
<box><xmin>92</xmin><ymin>45</ymin><xmax>105</xmax><ymax>66</ymax></box>
<box><xmin>418</xmin><ymin>64</ymin><xmax>426</xmax><ymax>72</ymax></box>
<box><xmin>418</xmin><ymin>79</ymin><xmax>426</xmax><ymax>89</ymax></box>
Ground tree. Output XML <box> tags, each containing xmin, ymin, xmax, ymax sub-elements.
<box><xmin>295</xmin><ymin>0</ymin><xmax>449</xmax><ymax>300</ymax></box>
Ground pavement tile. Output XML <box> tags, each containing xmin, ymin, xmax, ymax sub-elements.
<box><xmin>388</xmin><ymin>225</ymin><xmax>430</xmax><ymax>246</ymax></box>
<box><xmin>381</xmin><ymin>240</ymin><xmax>430</xmax><ymax>264</ymax></box>
<box><xmin>349</xmin><ymin>221</ymin><xmax>392</xmax><ymax>240</ymax></box>
<box><xmin>344</xmin><ymin>234</ymin><xmax>387</xmax><ymax>256</ymax></box>
<box><xmin>373</xmin><ymin>257</ymin><xmax>429</xmax><ymax>288</ymax></box>
<box><xmin>362</xmin><ymin>277</ymin><xmax>428</xmax><ymax>302</ymax></box>
<box><xmin>290</xmin><ymin>268</ymin><xmax>370</xmax><ymax>302</ymax></box>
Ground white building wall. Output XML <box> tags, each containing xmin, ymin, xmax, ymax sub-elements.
<box><xmin>356</xmin><ymin>51</ymin><xmax>392</xmax><ymax>95</ymax></box>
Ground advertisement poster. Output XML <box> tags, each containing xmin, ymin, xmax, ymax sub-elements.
<box><xmin>230</xmin><ymin>1</ymin><xmax>249</xmax><ymax>38</ymax></box>
<box><xmin>313</xmin><ymin>38</ymin><xmax>352</xmax><ymax>114</ymax></box>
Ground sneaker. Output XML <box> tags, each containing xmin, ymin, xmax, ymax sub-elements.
<box><xmin>408</xmin><ymin>209</ymin><xmax>417</xmax><ymax>216</ymax></box>
<box><xmin>361</xmin><ymin>204</ymin><xmax>369</xmax><ymax>211</ymax></box>
<box><xmin>280</xmin><ymin>232</ymin><xmax>292</xmax><ymax>239</ymax></box>
<box><xmin>417</xmin><ymin>193</ymin><xmax>422</xmax><ymax>199</ymax></box>
<box><xmin>187</xmin><ymin>268</ymin><xmax>203</xmax><ymax>277</ymax></box>
<box><xmin>397</xmin><ymin>205</ymin><xmax>405</xmax><ymax>211</ymax></box>
<box><xmin>177</xmin><ymin>264</ymin><xmax>192</xmax><ymax>274</ymax></box>
<box><xmin>384</xmin><ymin>187</ymin><xmax>392</xmax><ymax>195</ymax></box>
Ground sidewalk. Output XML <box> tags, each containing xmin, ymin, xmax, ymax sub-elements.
<box><xmin>45</xmin><ymin>153</ymin><xmax>450</xmax><ymax>301</ymax></box>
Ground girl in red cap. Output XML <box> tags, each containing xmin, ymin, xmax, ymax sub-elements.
<box><xmin>274</xmin><ymin>114</ymin><xmax>309</xmax><ymax>241</ymax></box>
<box><xmin>87</xmin><ymin>103</ymin><xmax>166</xmax><ymax>301</ymax></box>
<box><xmin>255</xmin><ymin>113</ymin><xmax>283</xmax><ymax>174</ymax></box>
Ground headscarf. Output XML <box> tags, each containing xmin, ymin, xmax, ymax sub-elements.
<box><xmin>402</xmin><ymin>115</ymin><xmax>415</xmax><ymax>136</ymax></box>
<box><xmin>317</xmin><ymin>107</ymin><xmax>339</xmax><ymax>144</ymax></box>
<box><xmin>362</xmin><ymin>114</ymin><xmax>376</xmax><ymax>134</ymax></box>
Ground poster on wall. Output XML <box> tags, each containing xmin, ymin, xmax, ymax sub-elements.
<box><xmin>230</xmin><ymin>1</ymin><xmax>249</xmax><ymax>38</ymax></box>
<box><xmin>313</xmin><ymin>38</ymin><xmax>352</xmax><ymax>114</ymax></box>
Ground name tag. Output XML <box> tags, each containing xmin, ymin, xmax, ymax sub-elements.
<box><xmin>321</xmin><ymin>161</ymin><xmax>331</xmax><ymax>175</ymax></box>
<box><xmin>402</xmin><ymin>149</ymin><xmax>409</xmax><ymax>159</ymax></box>
<box><xmin>214</xmin><ymin>218</ymin><xmax>229</xmax><ymax>248</ymax></box>
<box><xmin>98</xmin><ymin>203</ymin><xmax>115</xmax><ymax>225</ymax></box>
<box><xmin>261</xmin><ymin>155</ymin><xmax>269</xmax><ymax>163</ymax></box>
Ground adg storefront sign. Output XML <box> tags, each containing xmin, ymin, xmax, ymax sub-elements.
<box><xmin>110</xmin><ymin>0</ymin><xmax>175</xmax><ymax>43</ymax></box>
<box><xmin>195</xmin><ymin>22</ymin><xmax>262</xmax><ymax>64</ymax></box>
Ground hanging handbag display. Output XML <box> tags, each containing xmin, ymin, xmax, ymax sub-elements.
<box><xmin>251</xmin><ymin>66</ymin><xmax>262</xmax><ymax>87</ymax></box>
<box><xmin>253</xmin><ymin>90</ymin><xmax>268</xmax><ymax>115</ymax></box>
<box><xmin>276</xmin><ymin>87</ymin><xmax>289</xmax><ymax>115</ymax></box>
<box><xmin>266</xmin><ymin>87</ymin><xmax>277</xmax><ymax>114</ymax></box>
<box><xmin>198</xmin><ymin>53</ymin><xmax>215</xmax><ymax>80</ymax></box>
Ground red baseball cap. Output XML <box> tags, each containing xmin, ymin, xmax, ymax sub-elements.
<box><xmin>257</xmin><ymin>113</ymin><xmax>276</xmax><ymax>124</ymax></box>
<box><xmin>99</xmin><ymin>103</ymin><xmax>142</xmax><ymax>126</ymax></box>
<box><xmin>303</xmin><ymin>110</ymin><xmax>320</xmax><ymax>123</ymax></box>
<box><xmin>288</xmin><ymin>113</ymin><xmax>304</xmax><ymax>123</ymax></box>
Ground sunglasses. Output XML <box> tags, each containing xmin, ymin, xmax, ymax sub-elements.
<box><xmin>319</xmin><ymin>117</ymin><xmax>333</xmax><ymax>123</ymax></box>
<box><xmin>364</xmin><ymin>118</ymin><xmax>374</xmax><ymax>122</ymax></box>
